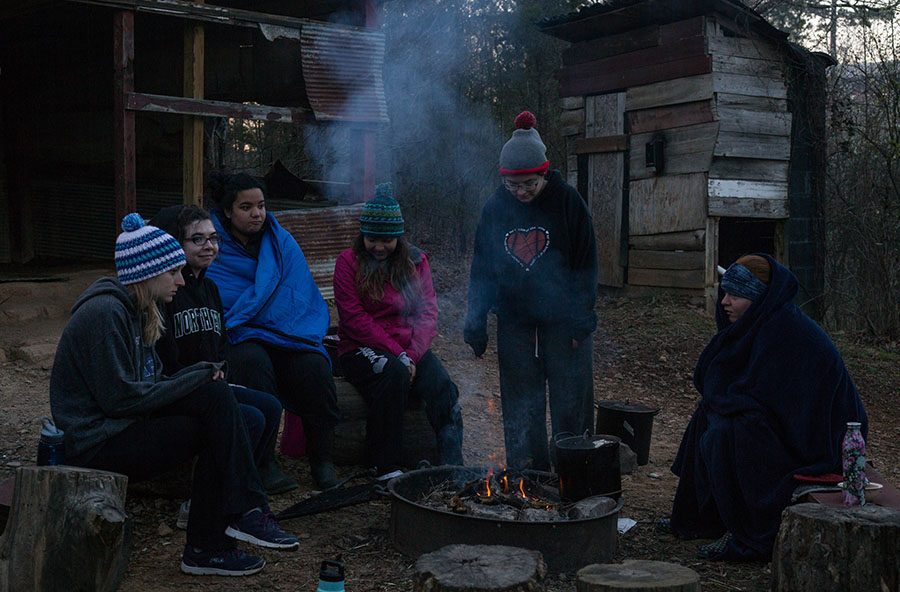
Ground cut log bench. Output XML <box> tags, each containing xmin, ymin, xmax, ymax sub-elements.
<box><xmin>576</xmin><ymin>560</ymin><xmax>700</xmax><ymax>592</ymax></box>
<box><xmin>413</xmin><ymin>544</ymin><xmax>547</xmax><ymax>592</ymax></box>
<box><xmin>0</xmin><ymin>466</ymin><xmax>130</xmax><ymax>592</ymax></box>
<box><xmin>333</xmin><ymin>376</ymin><xmax>438</xmax><ymax>467</ymax></box>
<box><xmin>772</xmin><ymin>502</ymin><xmax>900</xmax><ymax>592</ymax></box>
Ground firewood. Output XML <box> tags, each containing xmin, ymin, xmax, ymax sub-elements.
<box><xmin>772</xmin><ymin>502</ymin><xmax>900</xmax><ymax>592</ymax></box>
<box><xmin>0</xmin><ymin>466</ymin><xmax>130</xmax><ymax>592</ymax></box>
<box><xmin>414</xmin><ymin>544</ymin><xmax>546</xmax><ymax>591</ymax></box>
<box><xmin>576</xmin><ymin>560</ymin><xmax>700</xmax><ymax>591</ymax></box>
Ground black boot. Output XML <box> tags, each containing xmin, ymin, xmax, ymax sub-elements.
<box><xmin>306</xmin><ymin>425</ymin><xmax>339</xmax><ymax>490</ymax></box>
<box><xmin>436</xmin><ymin>403</ymin><xmax>464</xmax><ymax>466</ymax></box>
<box><xmin>258</xmin><ymin>456</ymin><xmax>299</xmax><ymax>495</ymax></box>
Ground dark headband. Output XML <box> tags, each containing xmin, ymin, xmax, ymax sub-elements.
<box><xmin>721</xmin><ymin>263</ymin><xmax>768</xmax><ymax>301</ymax></box>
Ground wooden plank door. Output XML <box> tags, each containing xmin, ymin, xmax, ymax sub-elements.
<box><xmin>583</xmin><ymin>93</ymin><xmax>627</xmax><ymax>287</ymax></box>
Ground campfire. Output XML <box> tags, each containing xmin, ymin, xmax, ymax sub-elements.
<box><xmin>413</xmin><ymin>467</ymin><xmax>614</xmax><ymax>523</ymax></box>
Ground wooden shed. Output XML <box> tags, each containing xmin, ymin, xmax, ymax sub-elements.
<box><xmin>0</xmin><ymin>0</ymin><xmax>386</xmax><ymax>264</ymax></box>
<box><xmin>539</xmin><ymin>0</ymin><xmax>831</xmax><ymax>314</ymax></box>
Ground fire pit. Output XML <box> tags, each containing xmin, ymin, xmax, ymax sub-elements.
<box><xmin>387</xmin><ymin>466</ymin><xmax>623</xmax><ymax>573</ymax></box>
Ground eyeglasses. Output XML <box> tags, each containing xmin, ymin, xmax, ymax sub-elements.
<box><xmin>503</xmin><ymin>178</ymin><xmax>541</xmax><ymax>192</ymax></box>
<box><xmin>187</xmin><ymin>234</ymin><xmax>220</xmax><ymax>246</ymax></box>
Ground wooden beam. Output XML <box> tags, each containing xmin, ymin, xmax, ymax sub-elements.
<box><xmin>626</xmin><ymin>74</ymin><xmax>713</xmax><ymax>112</ymax></box>
<box><xmin>182</xmin><ymin>9</ymin><xmax>204</xmax><ymax>206</ymax></box>
<box><xmin>348</xmin><ymin>0</ymin><xmax>378</xmax><ymax>205</ymax></box>
<box><xmin>629</xmin><ymin>250</ymin><xmax>705</xmax><ymax>270</ymax></box>
<box><xmin>713</xmin><ymin>72</ymin><xmax>787</xmax><ymax>99</ymax></box>
<box><xmin>708</xmin><ymin>179</ymin><xmax>787</xmax><ymax>200</ymax></box>
<box><xmin>113</xmin><ymin>10</ymin><xmax>136</xmax><ymax>227</ymax></box>
<box><xmin>629</xmin><ymin>173</ymin><xmax>709</xmax><ymax>236</ymax></box>
<box><xmin>560</xmin><ymin>54</ymin><xmax>712</xmax><ymax>97</ymax></box>
<box><xmin>559</xmin><ymin>36</ymin><xmax>707</xmax><ymax>85</ymax></box>
<box><xmin>575</xmin><ymin>135</ymin><xmax>627</xmax><ymax>154</ymax></box>
<box><xmin>629</xmin><ymin>122</ymin><xmax>719</xmax><ymax>180</ymax></box>
<box><xmin>716</xmin><ymin>107</ymin><xmax>791</xmax><ymax>136</ymax></box>
<box><xmin>714</xmin><ymin>131</ymin><xmax>791</xmax><ymax>160</ymax></box>
<box><xmin>562</xmin><ymin>24</ymin><xmax>659</xmax><ymax>65</ymax></box>
<box><xmin>708</xmin><ymin>197</ymin><xmax>789</xmax><ymax>218</ymax></box>
<box><xmin>629</xmin><ymin>267</ymin><xmax>705</xmax><ymax>289</ymax></box>
<box><xmin>630</xmin><ymin>229</ymin><xmax>705</xmax><ymax>251</ymax></box>
<box><xmin>709</xmin><ymin>157</ymin><xmax>789</xmax><ymax>182</ymax></box>
<box><xmin>70</xmin><ymin>0</ymin><xmax>316</xmax><ymax>30</ymax></box>
<box><xmin>627</xmin><ymin>100</ymin><xmax>715</xmax><ymax>135</ymax></box>
<box><xmin>715</xmin><ymin>93</ymin><xmax>787</xmax><ymax>112</ymax></box>
<box><xmin>126</xmin><ymin>92</ymin><xmax>313</xmax><ymax>123</ymax></box>
<box><xmin>705</xmin><ymin>216</ymin><xmax>719</xmax><ymax>314</ymax></box>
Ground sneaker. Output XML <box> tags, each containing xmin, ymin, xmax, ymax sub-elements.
<box><xmin>225</xmin><ymin>508</ymin><xmax>300</xmax><ymax>550</ymax></box>
<box><xmin>180</xmin><ymin>546</ymin><xmax>265</xmax><ymax>576</ymax></box>
<box><xmin>697</xmin><ymin>532</ymin><xmax>733</xmax><ymax>560</ymax></box>
<box><xmin>176</xmin><ymin>500</ymin><xmax>191</xmax><ymax>530</ymax></box>
<box><xmin>311</xmin><ymin>460</ymin><xmax>339</xmax><ymax>490</ymax></box>
<box><xmin>375</xmin><ymin>469</ymin><xmax>404</xmax><ymax>482</ymax></box>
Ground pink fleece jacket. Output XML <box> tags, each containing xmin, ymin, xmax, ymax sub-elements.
<box><xmin>333</xmin><ymin>248</ymin><xmax>438</xmax><ymax>363</ymax></box>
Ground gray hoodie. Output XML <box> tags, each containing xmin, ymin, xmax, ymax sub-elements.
<box><xmin>50</xmin><ymin>277</ymin><xmax>222</xmax><ymax>463</ymax></box>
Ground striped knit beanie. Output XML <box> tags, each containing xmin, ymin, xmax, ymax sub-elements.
<box><xmin>499</xmin><ymin>111</ymin><xmax>549</xmax><ymax>176</ymax></box>
<box><xmin>359</xmin><ymin>183</ymin><xmax>404</xmax><ymax>237</ymax></box>
<box><xmin>115</xmin><ymin>213</ymin><xmax>186</xmax><ymax>285</ymax></box>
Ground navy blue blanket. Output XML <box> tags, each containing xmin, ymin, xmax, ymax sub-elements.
<box><xmin>671</xmin><ymin>255</ymin><xmax>868</xmax><ymax>559</ymax></box>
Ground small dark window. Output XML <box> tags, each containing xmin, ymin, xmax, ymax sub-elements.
<box><xmin>718</xmin><ymin>218</ymin><xmax>776</xmax><ymax>268</ymax></box>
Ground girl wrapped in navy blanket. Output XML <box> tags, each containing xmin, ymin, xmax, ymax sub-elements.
<box><xmin>667</xmin><ymin>254</ymin><xmax>868</xmax><ymax>561</ymax></box>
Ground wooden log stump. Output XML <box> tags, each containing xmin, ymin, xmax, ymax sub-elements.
<box><xmin>772</xmin><ymin>502</ymin><xmax>900</xmax><ymax>592</ymax></box>
<box><xmin>576</xmin><ymin>560</ymin><xmax>700</xmax><ymax>592</ymax></box>
<box><xmin>0</xmin><ymin>466</ymin><xmax>130</xmax><ymax>592</ymax></box>
<box><xmin>333</xmin><ymin>376</ymin><xmax>437</xmax><ymax>467</ymax></box>
<box><xmin>414</xmin><ymin>544</ymin><xmax>546</xmax><ymax>592</ymax></box>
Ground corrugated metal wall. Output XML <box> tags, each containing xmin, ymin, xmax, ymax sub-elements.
<box><xmin>32</xmin><ymin>181</ymin><xmax>182</xmax><ymax>260</ymax></box>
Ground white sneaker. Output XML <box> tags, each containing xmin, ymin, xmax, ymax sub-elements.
<box><xmin>176</xmin><ymin>499</ymin><xmax>191</xmax><ymax>530</ymax></box>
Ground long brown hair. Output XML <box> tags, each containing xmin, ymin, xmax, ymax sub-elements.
<box><xmin>353</xmin><ymin>234</ymin><xmax>420</xmax><ymax>317</ymax></box>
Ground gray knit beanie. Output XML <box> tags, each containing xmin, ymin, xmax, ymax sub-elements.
<box><xmin>499</xmin><ymin>111</ymin><xmax>549</xmax><ymax>175</ymax></box>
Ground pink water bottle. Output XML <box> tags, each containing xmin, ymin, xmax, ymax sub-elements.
<box><xmin>841</xmin><ymin>421</ymin><xmax>866</xmax><ymax>506</ymax></box>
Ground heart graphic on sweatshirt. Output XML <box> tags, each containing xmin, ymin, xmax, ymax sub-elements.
<box><xmin>505</xmin><ymin>227</ymin><xmax>550</xmax><ymax>271</ymax></box>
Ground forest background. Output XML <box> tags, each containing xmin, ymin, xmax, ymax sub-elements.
<box><xmin>221</xmin><ymin>0</ymin><xmax>899</xmax><ymax>341</ymax></box>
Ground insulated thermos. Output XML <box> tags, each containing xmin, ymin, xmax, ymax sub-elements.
<box><xmin>316</xmin><ymin>558</ymin><xmax>345</xmax><ymax>592</ymax></box>
<box><xmin>841</xmin><ymin>421</ymin><xmax>866</xmax><ymax>506</ymax></box>
<box><xmin>37</xmin><ymin>416</ymin><xmax>66</xmax><ymax>466</ymax></box>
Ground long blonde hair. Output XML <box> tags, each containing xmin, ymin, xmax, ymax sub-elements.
<box><xmin>131</xmin><ymin>281</ymin><xmax>166</xmax><ymax>345</ymax></box>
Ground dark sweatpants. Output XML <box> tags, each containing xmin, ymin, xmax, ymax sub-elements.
<box><xmin>340</xmin><ymin>348</ymin><xmax>464</xmax><ymax>472</ymax></box>
<box><xmin>80</xmin><ymin>381</ymin><xmax>268</xmax><ymax>550</ymax></box>
<box><xmin>225</xmin><ymin>340</ymin><xmax>341</xmax><ymax>433</ymax></box>
<box><xmin>497</xmin><ymin>317</ymin><xmax>594</xmax><ymax>471</ymax></box>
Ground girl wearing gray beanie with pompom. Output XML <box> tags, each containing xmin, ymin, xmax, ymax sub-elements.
<box><xmin>464</xmin><ymin>111</ymin><xmax>598</xmax><ymax>471</ymax></box>
<box><xmin>49</xmin><ymin>213</ymin><xmax>298</xmax><ymax>577</ymax></box>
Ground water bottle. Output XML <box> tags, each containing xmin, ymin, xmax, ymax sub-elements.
<box><xmin>37</xmin><ymin>417</ymin><xmax>66</xmax><ymax>466</ymax></box>
<box><xmin>841</xmin><ymin>421</ymin><xmax>866</xmax><ymax>506</ymax></box>
<box><xmin>316</xmin><ymin>558</ymin><xmax>345</xmax><ymax>592</ymax></box>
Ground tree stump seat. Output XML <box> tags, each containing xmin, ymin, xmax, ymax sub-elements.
<box><xmin>0</xmin><ymin>466</ymin><xmax>130</xmax><ymax>592</ymax></box>
<box><xmin>772</xmin><ymin>502</ymin><xmax>900</xmax><ymax>592</ymax></box>
<box><xmin>576</xmin><ymin>560</ymin><xmax>700</xmax><ymax>591</ymax></box>
<box><xmin>333</xmin><ymin>376</ymin><xmax>437</xmax><ymax>467</ymax></box>
<box><xmin>413</xmin><ymin>544</ymin><xmax>546</xmax><ymax>592</ymax></box>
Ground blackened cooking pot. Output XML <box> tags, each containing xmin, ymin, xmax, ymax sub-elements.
<box><xmin>554</xmin><ymin>432</ymin><xmax>621</xmax><ymax>502</ymax></box>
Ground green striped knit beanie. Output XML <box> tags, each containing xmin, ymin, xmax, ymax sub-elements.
<box><xmin>359</xmin><ymin>183</ymin><xmax>404</xmax><ymax>237</ymax></box>
<box><xmin>115</xmin><ymin>213</ymin><xmax>186</xmax><ymax>285</ymax></box>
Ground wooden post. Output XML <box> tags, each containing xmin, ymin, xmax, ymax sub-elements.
<box><xmin>704</xmin><ymin>216</ymin><xmax>720</xmax><ymax>315</ymax></box>
<box><xmin>413</xmin><ymin>545</ymin><xmax>546</xmax><ymax>592</ymax></box>
<box><xmin>772</xmin><ymin>503</ymin><xmax>900</xmax><ymax>592</ymax></box>
<box><xmin>113</xmin><ymin>10</ymin><xmax>136</xmax><ymax>226</ymax></box>
<box><xmin>576</xmin><ymin>560</ymin><xmax>700</xmax><ymax>592</ymax></box>
<box><xmin>349</xmin><ymin>0</ymin><xmax>378</xmax><ymax>204</ymax></box>
<box><xmin>182</xmin><ymin>3</ymin><xmax>205</xmax><ymax>205</ymax></box>
<box><xmin>0</xmin><ymin>466</ymin><xmax>130</xmax><ymax>592</ymax></box>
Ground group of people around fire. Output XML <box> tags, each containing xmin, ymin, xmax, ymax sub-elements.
<box><xmin>49</xmin><ymin>111</ymin><xmax>867</xmax><ymax>576</ymax></box>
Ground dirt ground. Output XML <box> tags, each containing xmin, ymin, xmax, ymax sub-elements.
<box><xmin>0</xmin><ymin>256</ymin><xmax>897</xmax><ymax>591</ymax></box>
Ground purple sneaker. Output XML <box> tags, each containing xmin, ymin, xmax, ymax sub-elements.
<box><xmin>180</xmin><ymin>546</ymin><xmax>265</xmax><ymax>576</ymax></box>
<box><xmin>225</xmin><ymin>508</ymin><xmax>300</xmax><ymax>550</ymax></box>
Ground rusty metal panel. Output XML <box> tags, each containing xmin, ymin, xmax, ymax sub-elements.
<box><xmin>274</xmin><ymin>204</ymin><xmax>363</xmax><ymax>300</ymax></box>
<box><xmin>301</xmin><ymin>22</ymin><xmax>388</xmax><ymax>123</ymax></box>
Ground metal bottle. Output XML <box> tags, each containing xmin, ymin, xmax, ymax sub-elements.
<box><xmin>841</xmin><ymin>421</ymin><xmax>866</xmax><ymax>506</ymax></box>
<box><xmin>316</xmin><ymin>558</ymin><xmax>345</xmax><ymax>592</ymax></box>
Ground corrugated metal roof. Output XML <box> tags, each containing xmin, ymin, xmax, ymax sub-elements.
<box><xmin>301</xmin><ymin>21</ymin><xmax>389</xmax><ymax>123</ymax></box>
<box><xmin>274</xmin><ymin>204</ymin><xmax>363</xmax><ymax>301</ymax></box>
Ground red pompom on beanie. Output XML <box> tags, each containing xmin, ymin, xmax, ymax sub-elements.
<box><xmin>500</xmin><ymin>111</ymin><xmax>549</xmax><ymax>176</ymax></box>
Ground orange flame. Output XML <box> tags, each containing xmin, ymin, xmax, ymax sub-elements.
<box><xmin>517</xmin><ymin>479</ymin><xmax>527</xmax><ymax>499</ymax></box>
<box><xmin>500</xmin><ymin>473</ymin><xmax>509</xmax><ymax>494</ymax></box>
<box><xmin>483</xmin><ymin>468</ymin><xmax>494</xmax><ymax>497</ymax></box>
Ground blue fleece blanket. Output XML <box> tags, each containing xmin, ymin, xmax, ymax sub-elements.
<box><xmin>670</xmin><ymin>255</ymin><xmax>868</xmax><ymax>559</ymax></box>
<box><xmin>206</xmin><ymin>211</ymin><xmax>329</xmax><ymax>357</ymax></box>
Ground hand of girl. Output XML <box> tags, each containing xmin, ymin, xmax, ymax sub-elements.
<box><xmin>408</xmin><ymin>362</ymin><xmax>416</xmax><ymax>382</ymax></box>
<box><xmin>212</xmin><ymin>369</ymin><xmax>225</xmax><ymax>381</ymax></box>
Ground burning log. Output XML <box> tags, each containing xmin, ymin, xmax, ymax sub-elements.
<box><xmin>413</xmin><ymin>544</ymin><xmax>546</xmax><ymax>592</ymax></box>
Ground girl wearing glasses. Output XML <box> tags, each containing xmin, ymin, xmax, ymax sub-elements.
<box><xmin>464</xmin><ymin>111</ymin><xmax>598</xmax><ymax>472</ymax></box>
<box><xmin>332</xmin><ymin>184</ymin><xmax>464</xmax><ymax>479</ymax></box>
<box><xmin>151</xmin><ymin>205</ymin><xmax>298</xmax><ymax>496</ymax></box>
